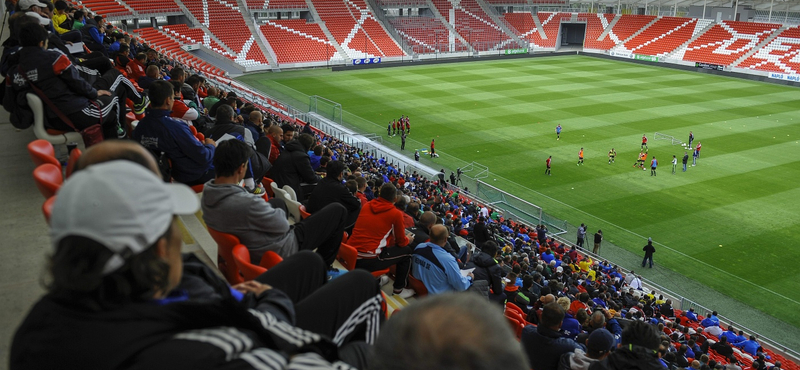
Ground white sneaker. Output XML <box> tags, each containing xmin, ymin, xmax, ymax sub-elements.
<box><xmin>379</xmin><ymin>275</ymin><xmax>391</xmax><ymax>286</ymax></box>
<box><xmin>393</xmin><ymin>288</ymin><xmax>415</xmax><ymax>299</ymax></box>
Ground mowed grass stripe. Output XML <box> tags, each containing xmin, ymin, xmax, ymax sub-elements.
<box><xmin>239</xmin><ymin>55</ymin><xmax>800</xmax><ymax>329</ymax></box>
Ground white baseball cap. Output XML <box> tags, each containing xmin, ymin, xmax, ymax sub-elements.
<box><xmin>50</xmin><ymin>161</ymin><xmax>199</xmax><ymax>274</ymax></box>
<box><xmin>24</xmin><ymin>11</ymin><xmax>50</xmax><ymax>26</ymax></box>
<box><xmin>18</xmin><ymin>0</ymin><xmax>48</xmax><ymax>10</ymax></box>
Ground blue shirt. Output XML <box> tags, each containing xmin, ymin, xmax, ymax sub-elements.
<box><xmin>685</xmin><ymin>310</ymin><xmax>698</xmax><ymax>322</ymax></box>
<box><xmin>411</xmin><ymin>242</ymin><xmax>470</xmax><ymax>295</ymax></box>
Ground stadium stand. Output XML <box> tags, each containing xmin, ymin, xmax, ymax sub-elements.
<box><xmin>182</xmin><ymin>0</ymin><xmax>271</xmax><ymax>67</ymax></box>
<box><xmin>623</xmin><ymin>16</ymin><xmax>697</xmax><ymax>56</ymax></box>
<box><xmin>502</xmin><ymin>12</ymin><xmax>539</xmax><ymax>45</ymax></box>
<box><xmin>738</xmin><ymin>26</ymin><xmax>800</xmax><ymax>74</ymax></box>
<box><xmin>605</xmin><ymin>14</ymin><xmax>657</xmax><ymax>44</ymax></box>
<box><xmin>77</xmin><ymin>0</ymin><xmax>132</xmax><ymax>17</ymax></box>
<box><xmin>430</xmin><ymin>0</ymin><xmax>511</xmax><ymax>51</ymax></box>
<box><xmin>581</xmin><ymin>13</ymin><xmax>617</xmax><ymax>50</ymax></box>
<box><xmin>388</xmin><ymin>17</ymin><xmax>456</xmax><ymax>52</ymax></box>
<box><xmin>259</xmin><ymin>0</ymin><xmax>309</xmax><ymax>8</ymax></box>
<box><xmin>133</xmin><ymin>27</ymin><xmax>226</xmax><ymax>76</ymax></box>
<box><xmin>311</xmin><ymin>0</ymin><xmax>405</xmax><ymax>58</ymax></box>
<box><xmin>124</xmin><ymin>0</ymin><xmax>180</xmax><ymax>14</ymax></box>
<box><xmin>259</xmin><ymin>20</ymin><xmax>340</xmax><ymax>64</ymax></box>
<box><xmin>532</xmin><ymin>12</ymin><xmax>571</xmax><ymax>48</ymax></box>
<box><xmin>162</xmin><ymin>24</ymin><xmax>234</xmax><ymax>60</ymax></box>
<box><xmin>681</xmin><ymin>21</ymin><xmax>781</xmax><ymax>66</ymax></box>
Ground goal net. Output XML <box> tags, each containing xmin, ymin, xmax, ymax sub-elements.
<box><xmin>654</xmin><ymin>132</ymin><xmax>685</xmax><ymax>146</ymax></box>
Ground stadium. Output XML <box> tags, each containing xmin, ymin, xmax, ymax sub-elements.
<box><xmin>2</xmin><ymin>0</ymin><xmax>800</xmax><ymax>368</ymax></box>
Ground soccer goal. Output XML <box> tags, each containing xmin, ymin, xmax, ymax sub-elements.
<box><xmin>654</xmin><ymin>132</ymin><xmax>685</xmax><ymax>146</ymax></box>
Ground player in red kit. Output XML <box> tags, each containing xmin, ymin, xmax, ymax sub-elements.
<box><xmin>545</xmin><ymin>156</ymin><xmax>552</xmax><ymax>175</ymax></box>
<box><xmin>641</xmin><ymin>134</ymin><xmax>648</xmax><ymax>150</ymax></box>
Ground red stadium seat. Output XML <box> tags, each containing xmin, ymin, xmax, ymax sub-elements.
<box><xmin>27</xmin><ymin>140</ymin><xmax>60</xmax><ymax>169</ymax></box>
<box><xmin>65</xmin><ymin>148</ymin><xmax>82</xmax><ymax>179</ymax></box>
<box><xmin>42</xmin><ymin>195</ymin><xmax>56</xmax><ymax>224</ymax></box>
<box><xmin>231</xmin><ymin>244</ymin><xmax>283</xmax><ymax>281</ymax></box>
<box><xmin>33</xmin><ymin>164</ymin><xmax>63</xmax><ymax>199</ymax></box>
<box><xmin>207</xmin><ymin>227</ymin><xmax>246</xmax><ymax>284</ymax></box>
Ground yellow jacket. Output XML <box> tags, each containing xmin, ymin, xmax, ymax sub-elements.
<box><xmin>52</xmin><ymin>13</ymin><xmax>70</xmax><ymax>34</ymax></box>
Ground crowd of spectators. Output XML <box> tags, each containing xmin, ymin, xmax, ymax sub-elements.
<box><xmin>5</xmin><ymin>2</ymin><xmax>797</xmax><ymax>369</ymax></box>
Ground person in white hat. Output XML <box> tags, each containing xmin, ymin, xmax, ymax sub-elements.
<box><xmin>9</xmin><ymin>160</ymin><xmax>381</xmax><ymax>370</ymax></box>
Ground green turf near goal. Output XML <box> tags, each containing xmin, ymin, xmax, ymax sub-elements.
<box><xmin>654</xmin><ymin>132</ymin><xmax>685</xmax><ymax>146</ymax></box>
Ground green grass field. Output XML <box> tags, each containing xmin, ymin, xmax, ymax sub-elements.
<box><xmin>239</xmin><ymin>55</ymin><xmax>800</xmax><ymax>330</ymax></box>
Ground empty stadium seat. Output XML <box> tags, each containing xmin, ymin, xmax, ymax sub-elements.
<box><xmin>207</xmin><ymin>227</ymin><xmax>247</xmax><ymax>284</ymax></box>
<box><xmin>311</xmin><ymin>0</ymin><xmax>404</xmax><ymax>57</ymax></box>
<box><xmin>33</xmin><ymin>163</ymin><xmax>63</xmax><ymax>199</ymax></box>
<box><xmin>683</xmin><ymin>21</ymin><xmax>780</xmax><ymax>66</ymax></box>
<box><xmin>27</xmin><ymin>140</ymin><xmax>59</xmax><ymax>169</ymax></box>
<box><xmin>231</xmin><ymin>244</ymin><xmax>284</xmax><ymax>281</ymax></box>
<box><xmin>65</xmin><ymin>148</ymin><xmax>82</xmax><ymax>179</ymax></box>
<box><xmin>624</xmin><ymin>17</ymin><xmax>696</xmax><ymax>56</ymax></box>
<box><xmin>42</xmin><ymin>195</ymin><xmax>56</xmax><ymax>225</ymax></box>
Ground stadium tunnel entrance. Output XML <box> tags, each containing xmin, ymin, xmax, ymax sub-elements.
<box><xmin>560</xmin><ymin>22</ymin><xmax>587</xmax><ymax>48</ymax></box>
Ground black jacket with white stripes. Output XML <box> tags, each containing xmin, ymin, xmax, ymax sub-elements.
<box><xmin>4</xmin><ymin>46</ymin><xmax>97</xmax><ymax>119</ymax></box>
<box><xmin>10</xmin><ymin>256</ymin><xmax>356</xmax><ymax>370</ymax></box>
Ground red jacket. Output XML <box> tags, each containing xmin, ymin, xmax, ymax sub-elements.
<box><xmin>349</xmin><ymin>197</ymin><xmax>409</xmax><ymax>258</ymax></box>
<box><xmin>128</xmin><ymin>59</ymin><xmax>146</xmax><ymax>81</ymax></box>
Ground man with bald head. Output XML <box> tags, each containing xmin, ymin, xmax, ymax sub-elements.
<box><xmin>244</xmin><ymin>110</ymin><xmax>264</xmax><ymax>140</ymax></box>
<box><xmin>266</xmin><ymin>124</ymin><xmax>282</xmax><ymax>164</ymax></box>
<box><xmin>411</xmin><ymin>224</ymin><xmax>472</xmax><ymax>294</ymax></box>
<box><xmin>371</xmin><ymin>293</ymin><xmax>529</xmax><ymax>370</ymax></box>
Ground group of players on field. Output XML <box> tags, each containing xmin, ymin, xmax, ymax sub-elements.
<box><xmin>545</xmin><ymin>128</ymin><xmax>702</xmax><ymax>176</ymax></box>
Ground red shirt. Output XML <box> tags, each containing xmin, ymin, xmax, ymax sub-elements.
<box><xmin>546</xmin><ymin>158</ymin><xmax>551</xmax><ymax>167</ymax></box>
<box><xmin>642</xmin><ymin>136</ymin><xmax>648</xmax><ymax>143</ymax></box>
<box><xmin>170</xmin><ymin>99</ymin><xmax>191</xmax><ymax>121</ymax></box>
<box><xmin>128</xmin><ymin>59</ymin><xmax>146</xmax><ymax>81</ymax></box>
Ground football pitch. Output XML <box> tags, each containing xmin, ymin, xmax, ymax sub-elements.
<box><xmin>238</xmin><ymin>55</ymin><xmax>800</xmax><ymax>333</ymax></box>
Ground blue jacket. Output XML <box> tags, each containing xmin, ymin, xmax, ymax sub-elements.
<box><xmin>411</xmin><ymin>242</ymin><xmax>470</xmax><ymax>295</ymax></box>
<box><xmin>133</xmin><ymin>109</ymin><xmax>214</xmax><ymax>184</ymax></box>
<box><xmin>541</xmin><ymin>252</ymin><xmax>555</xmax><ymax>265</ymax></box>
<box><xmin>522</xmin><ymin>325</ymin><xmax>585</xmax><ymax>370</ymax></box>
<box><xmin>701</xmin><ymin>314</ymin><xmax>719</xmax><ymax>327</ymax></box>
<box><xmin>734</xmin><ymin>339</ymin><xmax>760</xmax><ymax>357</ymax></box>
<box><xmin>606</xmin><ymin>318</ymin><xmax>623</xmax><ymax>344</ymax></box>
<box><xmin>560</xmin><ymin>313</ymin><xmax>581</xmax><ymax>340</ymax></box>
<box><xmin>720</xmin><ymin>330</ymin><xmax>738</xmax><ymax>343</ymax></box>
<box><xmin>685</xmin><ymin>310</ymin><xmax>698</xmax><ymax>322</ymax></box>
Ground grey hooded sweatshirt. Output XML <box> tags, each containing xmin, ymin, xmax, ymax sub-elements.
<box><xmin>201</xmin><ymin>180</ymin><xmax>298</xmax><ymax>264</ymax></box>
